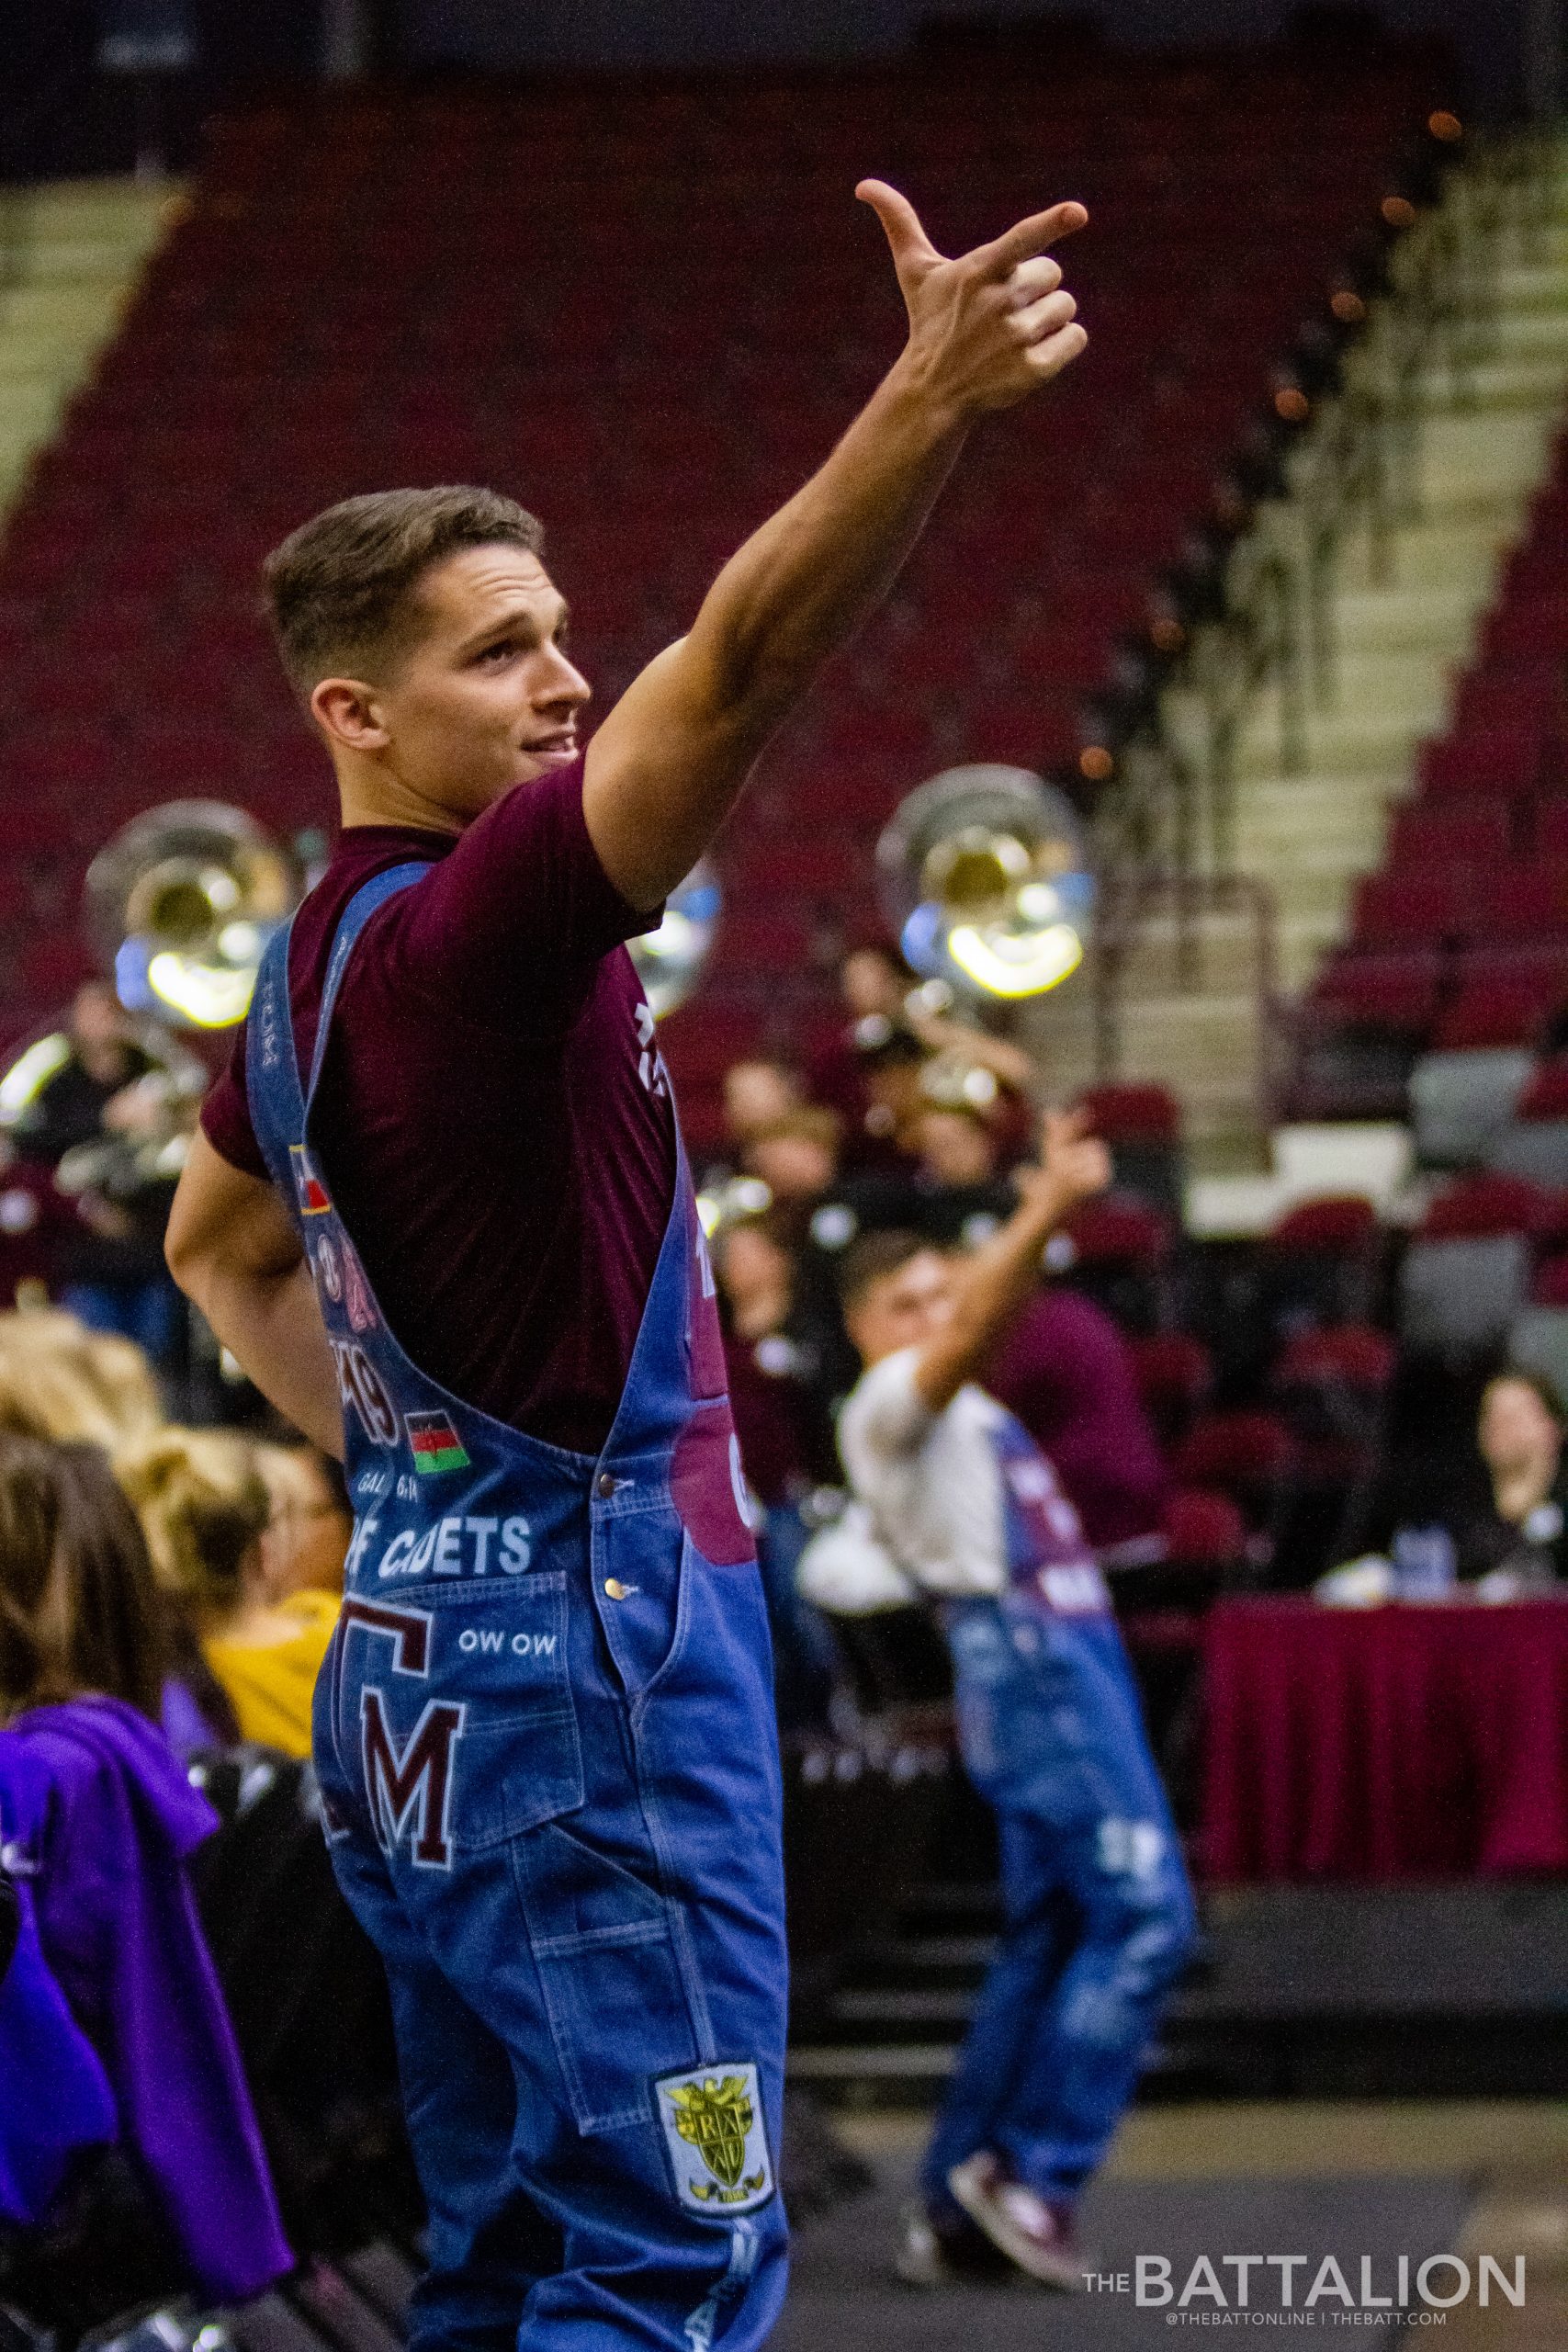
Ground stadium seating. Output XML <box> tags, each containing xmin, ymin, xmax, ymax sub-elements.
<box><xmin>1300</xmin><ymin>407</ymin><xmax>1568</xmax><ymax>1117</ymax></box>
<box><xmin>0</xmin><ymin>40</ymin><xmax>1446</xmax><ymax>1123</ymax></box>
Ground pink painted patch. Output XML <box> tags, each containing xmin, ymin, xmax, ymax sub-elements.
<box><xmin>670</xmin><ymin>1400</ymin><xmax>756</xmax><ymax>1566</ymax></box>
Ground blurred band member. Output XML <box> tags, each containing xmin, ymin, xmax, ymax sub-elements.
<box><xmin>721</xmin><ymin>1057</ymin><xmax>805</xmax><ymax>1154</ymax></box>
<box><xmin>833</xmin><ymin>1115</ymin><xmax>1196</xmax><ymax>2290</ymax></box>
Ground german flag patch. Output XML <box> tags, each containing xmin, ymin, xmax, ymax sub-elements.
<box><xmin>406</xmin><ymin>1410</ymin><xmax>470</xmax><ymax>1476</ymax></box>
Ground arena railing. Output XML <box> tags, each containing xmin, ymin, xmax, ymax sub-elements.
<box><xmin>1076</xmin><ymin>130</ymin><xmax>1543</xmax><ymax>1102</ymax></box>
<box><xmin>1085</xmin><ymin>867</ymin><xmax>1283</xmax><ymax>1138</ymax></box>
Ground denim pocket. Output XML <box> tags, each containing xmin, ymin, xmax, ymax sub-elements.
<box><xmin>336</xmin><ymin>1574</ymin><xmax>584</xmax><ymax>1854</ymax></box>
<box><xmin>512</xmin><ymin>1818</ymin><xmax>705</xmax><ymax>2132</ymax></box>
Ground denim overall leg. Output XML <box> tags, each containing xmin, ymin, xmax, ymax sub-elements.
<box><xmin>920</xmin><ymin>1412</ymin><xmax>1196</xmax><ymax>2215</ymax></box>
<box><xmin>248</xmin><ymin>874</ymin><xmax>789</xmax><ymax>2351</ymax></box>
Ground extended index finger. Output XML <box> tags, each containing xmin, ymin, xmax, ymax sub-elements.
<box><xmin>975</xmin><ymin>199</ymin><xmax>1088</xmax><ymax>278</ymax></box>
<box><xmin>1043</xmin><ymin>1104</ymin><xmax>1093</xmax><ymax>1148</ymax></box>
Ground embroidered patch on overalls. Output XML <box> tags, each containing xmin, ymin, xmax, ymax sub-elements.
<box><xmin>655</xmin><ymin>2064</ymin><xmax>773</xmax><ymax>2214</ymax></box>
<box><xmin>290</xmin><ymin>1143</ymin><xmax>332</xmax><ymax>1215</ymax></box>
<box><xmin>405</xmin><ymin>1409</ymin><xmax>471</xmax><ymax>1476</ymax></box>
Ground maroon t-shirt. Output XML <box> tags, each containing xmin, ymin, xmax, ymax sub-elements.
<box><xmin>201</xmin><ymin>762</ymin><xmax>676</xmax><ymax>1453</ymax></box>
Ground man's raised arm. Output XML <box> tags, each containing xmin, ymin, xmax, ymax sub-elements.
<box><xmin>912</xmin><ymin>1111</ymin><xmax>1110</xmax><ymax>1417</ymax></box>
<box><xmin>581</xmin><ymin>183</ymin><xmax>1088</xmax><ymax>910</ymax></box>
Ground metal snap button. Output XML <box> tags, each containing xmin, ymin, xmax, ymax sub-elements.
<box><xmin>596</xmin><ymin>1472</ymin><xmax>616</xmax><ymax>1498</ymax></box>
<box><xmin>604</xmin><ymin>1577</ymin><xmax>637</xmax><ymax>1600</ymax></box>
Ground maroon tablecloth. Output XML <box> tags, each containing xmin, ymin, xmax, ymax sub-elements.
<box><xmin>1199</xmin><ymin>1598</ymin><xmax>1568</xmax><ymax>1882</ymax></box>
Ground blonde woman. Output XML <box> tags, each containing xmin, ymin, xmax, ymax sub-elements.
<box><xmin>118</xmin><ymin>1428</ymin><xmax>338</xmax><ymax>1758</ymax></box>
<box><xmin>0</xmin><ymin>1309</ymin><xmax>164</xmax><ymax>1450</ymax></box>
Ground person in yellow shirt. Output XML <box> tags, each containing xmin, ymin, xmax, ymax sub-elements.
<box><xmin>118</xmin><ymin>1426</ymin><xmax>338</xmax><ymax>1758</ymax></box>
<box><xmin>255</xmin><ymin>1442</ymin><xmax>351</xmax><ymax>1602</ymax></box>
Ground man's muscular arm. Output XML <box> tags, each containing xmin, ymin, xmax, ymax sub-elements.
<box><xmin>165</xmin><ymin>1131</ymin><xmax>344</xmax><ymax>1457</ymax></box>
<box><xmin>912</xmin><ymin>1112</ymin><xmax>1110</xmax><ymax>1416</ymax></box>
<box><xmin>583</xmin><ymin>183</ymin><xmax>1088</xmax><ymax>910</ymax></box>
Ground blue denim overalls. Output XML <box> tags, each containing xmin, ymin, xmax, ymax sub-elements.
<box><xmin>248</xmin><ymin>867</ymin><xmax>789</xmax><ymax>2351</ymax></box>
<box><xmin>923</xmin><ymin>1405</ymin><xmax>1197</xmax><ymax>2217</ymax></box>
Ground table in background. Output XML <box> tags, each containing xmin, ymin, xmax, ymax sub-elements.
<box><xmin>1199</xmin><ymin>1597</ymin><xmax>1568</xmax><ymax>1881</ymax></box>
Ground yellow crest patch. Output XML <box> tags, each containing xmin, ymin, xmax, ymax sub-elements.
<box><xmin>655</xmin><ymin>2063</ymin><xmax>773</xmax><ymax>2213</ymax></box>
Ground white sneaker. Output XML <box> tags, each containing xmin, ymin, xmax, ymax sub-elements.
<box><xmin>893</xmin><ymin>2205</ymin><xmax>952</xmax><ymax>2290</ymax></box>
<box><xmin>946</xmin><ymin>2153</ymin><xmax>1087</xmax><ymax>2291</ymax></box>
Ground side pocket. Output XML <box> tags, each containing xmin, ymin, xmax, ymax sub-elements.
<box><xmin>511</xmin><ymin>1819</ymin><xmax>705</xmax><ymax>2133</ymax></box>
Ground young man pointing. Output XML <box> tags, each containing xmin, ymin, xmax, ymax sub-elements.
<box><xmin>166</xmin><ymin>183</ymin><xmax>1087</xmax><ymax>2349</ymax></box>
<box><xmin>830</xmin><ymin>1115</ymin><xmax>1197</xmax><ymax>2290</ymax></box>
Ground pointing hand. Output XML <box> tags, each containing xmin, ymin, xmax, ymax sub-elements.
<box><xmin>857</xmin><ymin>180</ymin><xmax>1089</xmax><ymax>422</ymax></box>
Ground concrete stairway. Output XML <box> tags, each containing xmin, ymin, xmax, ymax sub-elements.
<box><xmin>0</xmin><ymin>179</ymin><xmax>175</xmax><ymax>514</ymax></box>
<box><xmin>1028</xmin><ymin>137</ymin><xmax>1568</xmax><ymax>1175</ymax></box>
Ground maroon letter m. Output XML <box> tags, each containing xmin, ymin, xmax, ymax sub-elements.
<box><xmin>361</xmin><ymin>1690</ymin><xmax>465</xmax><ymax>1869</ymax></box>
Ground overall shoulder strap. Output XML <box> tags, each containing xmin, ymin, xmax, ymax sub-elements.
<box><xmin>244</xmin><ymin>863</ymin><xmax>432</xmax><ymax>1206</ymax></box>
<box><xmin>246</xmin><ymin>918</ymin><xmax>306</xmax><ymax>1204</ymax></box>
<box><xmin>305</xmin><ymin>861</ymin><xmax>430</xmax><ymax>1108</ymax></box>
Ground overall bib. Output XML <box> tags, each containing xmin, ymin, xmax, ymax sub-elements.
<box><xmin>248</xmin><ymin>868</ymin><xmax>789</xmax><ymax>2352</ymax></box>
<box><xmin>923</xmin><ymin>1406</ymin><xmax>1196</xmax><ymax>2215</ymax></box>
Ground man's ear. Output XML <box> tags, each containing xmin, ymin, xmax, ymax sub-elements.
<box><xmin>311</xmin><ymin>675</ymin><xmax>390</xmax><ymax>753</ymax></box>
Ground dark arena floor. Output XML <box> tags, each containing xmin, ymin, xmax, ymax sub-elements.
<box><xmin>775</xmin><ymin>2106</ymin><xmax>1568</xmax><ymax>2349</ymax></box>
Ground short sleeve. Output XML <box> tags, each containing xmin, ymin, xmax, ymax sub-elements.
<box><xmin>839</xmin><ymin>1349</ymin><xmax>934</xmax><ymax>1468</ymax></box>
<box><xmin>390</xmin><ymin>760</ymin><xmax>660</xmax><ymax>1017</ymax></box>
<box><xmin>199</xmin><ymin>1028</ymin><xmax>268</xmax><ymax>1181</ymax></box>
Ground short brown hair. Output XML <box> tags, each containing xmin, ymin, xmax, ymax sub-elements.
<box><xmin>0</xmin><ymin>1433</ymin><xmax>166</xmax><ymax>1722</ymax></box>
<box><xmin>262</xmin><ymin>484</ymin><xmax>545</xmax><ymax>695</ymax></box>
<box><xmin>835</xmin><ymin>1227</ymin><xmax>938</xmax><ymax>1312</ymax></box>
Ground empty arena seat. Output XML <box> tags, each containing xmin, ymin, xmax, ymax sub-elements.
<box><xmin>1479</xmin><ymin>596</ymin><xmax>1568</xmax><ymax>662</ymax></box>
<box><xmin>1074</xmin><ymin>1081</ymin><xmax>1185</xmax><ymax>1214</ymax></box>
<box><xmin>1262</xmin><ymin>1193</ymin><xmax>1384</xmax><ymax>1324</ymax></box>
<box><xmin>1059</xmin><ymin>1194</ymin><xmax>1172</xmax><ymax>1335</ymax></box>
<box><xmin>1400</xmin><ymin>1234</ymin><xmax>1534</xmax><ymax>1362</ymax></box>
<box><xmin>1419</xmin><ymin>1169</ymin><xmax>1563</xmax><ymax>1241</ymax></box>
<box><xmin>1482</xmin><ymin>863</ymin><xmax>1568</xmax><ymax>938</ymax></box>
<box><xmin>1404</xmin><ymin>1172</ymin><xmax>1563</xmax><ymax>1361</ymax></box>
<box><xmin>1269</xmin><ymin>1194</ymin><xmax>1381</xmax><ymax>1254</ymax></box>
<box><xmin>1385</xmin><ymin>798</ymin><xmax>1514</xmax><ymax>872</ymax></box>
<box><xmin>1350</xmin><ymin>871</ymin><xmax>1462</xmax><ymax>948</ymax></box>
<box><xmin>1272</xmin><ymin>1320</ymin><xmax>1396</xmax><ymax>1393</ymax></box>
<box><xmin>1452</xmin><ymin>660</ymin><xmax>1568</xmax><ymax>735</ymax></box>
<box><xmin>1313</xmin><ymin>948</ymin><xmax>1443</xmax><ymax>1030</ymax></box>
<box><xmin>1432</xmin><ymin>949</ymin><xmax>1568</xmax><ymax>1050</ymax></box>
<box><xmin>1507</xmin><ymin>1303</ymin><xmax>1568</xmax><ymax>1401</ymax></box>
<box><xmin>1127</xmin><ymin>1331</ymin><xmax>1213</xmax><ymax>1446</ymax></box>
<box><xmin>1171</xmin><ymin>1408</ymin><xmax>1297</xmax><ymax>1539</ymax></box>
<box><xmin>1416</xmin><ymin>727</ymin><xmax>1546</xmax><ymax>800</ymax></box>
<box><xmin>1408</xmin><ymin>1046</ymin><xmax>1536</xmax><ymax>1166</ymax></box>
<box><xmin>1158</xmin><ymin>1486</ymin><xmax>1248</xmax><ymax>1570</ymax></box>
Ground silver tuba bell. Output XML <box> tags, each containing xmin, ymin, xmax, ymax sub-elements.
<box><xmin>629</xmin><ymin>858</ymin><xmax>720</xmax><ymax>1020</ymax></box>
<box><xmin>85</xmin><ymin>799</ymin><xmax>303</xmax><ymax>1031</ymax></box>
<box><xmin>876</xmin><ymin>763</ymin><xmax>1095</xmax><ymax>1001</ymax></box>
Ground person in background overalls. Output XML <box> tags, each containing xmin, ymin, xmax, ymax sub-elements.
<box><xmin>831</xmin><ymin>1113</ymin><xmax>1198</xmax><ymax>2291</ymax></box>
<box><xmin>163</xmin><ymin>183</ymin><xmax>1090</xmax><ymax>2349</ymax></box>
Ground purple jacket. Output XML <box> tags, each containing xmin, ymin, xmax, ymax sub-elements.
<box><xmin>0</xmin><ymin>1698</ymin><xmax>292</xmax><ymax>2300</ymax></box>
